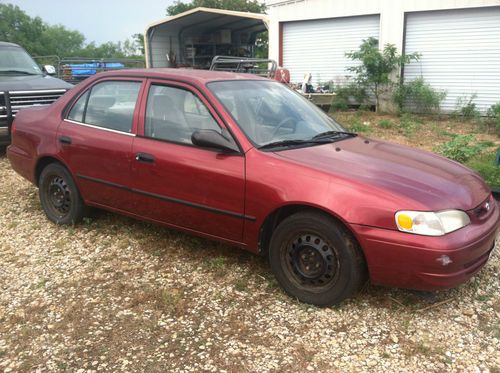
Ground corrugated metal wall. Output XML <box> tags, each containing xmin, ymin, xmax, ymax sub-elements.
<box><xmin>149</xmin><ymin>28</ymin><xmax>181</xmax><ymax>68</ymax></box>
<box><xmin>404</xmin><ymin>7</ymin><xmax>500</xmax><ymax>113</ymax></box>
<box><xmin>282</xmin><ymin>15</ymin><xmax>380</xmax><ymax>86</ymax></box>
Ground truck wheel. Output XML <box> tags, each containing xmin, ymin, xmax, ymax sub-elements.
<box><xmin>39</xmin><ymin>163</ymin><xmax>85</xmax><ymax>224</ymax></box>
<box><xmin>269</xmin><ymin>211</ymin><xmax>367</xmax><ymax>306</ymax></box>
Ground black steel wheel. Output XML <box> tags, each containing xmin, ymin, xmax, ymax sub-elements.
<box><xmin>39</xmin><ymin>163</ymin><xmax>85</xmax><ymax>224</ymax></box>
<box><xmin>269</xmin><ymin>212</ymin><xmax>367</xmax><ymax>306</ymax></box>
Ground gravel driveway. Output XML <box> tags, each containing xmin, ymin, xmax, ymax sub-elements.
<box><xmin>0</xmin><ymin>152</ymin><xmax>498</xmax><ymax>372</ymax></box>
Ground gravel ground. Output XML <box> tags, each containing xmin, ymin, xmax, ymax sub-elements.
<box><xmin>0</xmin><ymin>150</ymin><xmax>499</xmax><ymax>373</ymax></box>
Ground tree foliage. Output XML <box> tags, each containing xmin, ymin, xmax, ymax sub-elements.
<box><xmin>167</xmin><ymin>0</ymin><xmax>266</xmax><ymax>15</ymax></box>
<box><xmin>0</xmin><ymin>3</ymin><xmax>143</xmax><ymax>59</ymax></box>
<box><xmin>346</xmin><ymin>37</ymin><xmax>420</xmax><ymax>112</ymax></box>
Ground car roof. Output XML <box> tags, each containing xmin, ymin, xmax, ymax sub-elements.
<box><xmin>97</xmin><ymin>68</ymin><xmax>269</xmax><ymax>85</ymax></box>
<box><xmin>0</xmin><ymin>41</ymin><xmax>22</xmax><ymax>48</ymax></box>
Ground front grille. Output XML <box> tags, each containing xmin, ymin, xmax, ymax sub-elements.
<box><xmin>8</xmin><ymin>89</ymin><xmax>66</xmax><ymax>116</ymax></box>
<box><xmin>0</xmin><ymin>92</ymin><xmax>6</xmax><ymax>121</ymax></box>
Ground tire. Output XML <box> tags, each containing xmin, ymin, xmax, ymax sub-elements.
<box><xmin>269</xmin><ymin>211</ymin><xmax>367</xmax><ymax>306</ymax></box>
<box><xmin>39</xmin><ymin>163</ymin><xmax>86</xmax><ymax>224</ymax></box>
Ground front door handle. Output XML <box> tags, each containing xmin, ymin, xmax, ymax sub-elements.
<box><xmin>135</xmin><ymin>152</ymin><xmax>155</xmax><ymax>164</ymax></box>
<box><xmin>59</xmin><ymin>135</ymin><xmax>72</xmax><ymax>145</ymax></box>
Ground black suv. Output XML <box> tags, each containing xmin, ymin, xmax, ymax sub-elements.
<box><xmin>0</xmin><ymin>42</ymin><xmax>73</xmax><ymax>146</ymax></box>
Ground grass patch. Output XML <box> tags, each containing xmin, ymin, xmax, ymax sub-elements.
<box><xmin>466</xmin><ymin>153</ymin><xmax>500</xmax><ymax>187</ymax></box>
<box><xmin>205</xmin><ymin>256</ymin><xmax>227</xmax><ymax>278</ymax></box>
<box><xmin>378</xmin><ymin>119</ymin><xmax>393</xmax><ymax>129</ymax></box>
<box><xmin>399</xmin><ymin>113</ymin><xmax>422</xmax><ymax>136</ymax></box>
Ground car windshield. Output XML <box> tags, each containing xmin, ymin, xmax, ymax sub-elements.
<box><xmin>208</xmin><ymin>80</ymin><xmax>348</xmax><ymax>149</ymax></box>
<box><xmin>0</xmin><ymin>45</ymin><xmax>43</xmax><ymax>75</ymax></box>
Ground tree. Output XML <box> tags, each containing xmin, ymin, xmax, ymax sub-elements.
<box><xmin>0</xmin><ymin>3</ymin><xmax>144</xmax><ymax>60</ymax></box>
<box><xmin>0</xmin><ymin>3</ymin><xmax>46</xmax><ymax>55</ymax></box>
<box><xmin>40</xmin><ymin>25</ymin><xmax>86</xmax><ymax>57</ymax></box>
<box><xmin>167</xmin><ymin>0</ymin><xmax>266</xmax><ymax>15</ymax></box>
<box><xmin>346</xmin><ymin>37</ymin><xmax>420</xmax><ymax>112</ymax></box>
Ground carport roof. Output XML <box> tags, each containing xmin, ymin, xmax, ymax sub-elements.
<box><xmin>145</xmin><ymin>7</ymin><xmax>269</xmax><ymax>35</ymax></box>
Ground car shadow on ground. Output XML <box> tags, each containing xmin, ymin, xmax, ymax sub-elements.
<box><xmin>87</xmin><ymin>209</ymin><xmax>462</xmax><ymax>311</ymax></box>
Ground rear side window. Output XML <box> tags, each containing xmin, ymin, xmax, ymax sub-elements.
<box><xmin>68</xmin><ymin>91</ymin><xmax>89</xmax><ymax>122</ymax></box>
<box><xmin>67</xmin><ymin>81</ymin><xmax>141</xmax><ymax>133</ymax></box>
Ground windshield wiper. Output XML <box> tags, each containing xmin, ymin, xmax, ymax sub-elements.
<box><xmin>259</xmin><ymin>138</ymin><xmax>333</xmax><ymax>150</ymax></box>
<box><xmin>0</xmin><ymin>69</ymin><xmax>40</xmax><ymax>75</ymax></box>
<box><xmin>312</xmin><ymin>130</ymin><xmax>357</xmax><ymax>140</ymax></box>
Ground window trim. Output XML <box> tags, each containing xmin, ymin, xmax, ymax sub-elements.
<box><xmin>64</xmin><ymin>78</ymin><xmax>144</xmax><ymax>135</ymax></box>
<box><xmin>63</xmin><ymin>118</ymin><xmax>136</xmax><ymax>137</ymax></box>
<box><xmin>138</xmin><ymin>79</ymin><xmax>243</xmax><ymax>154</ymax></box>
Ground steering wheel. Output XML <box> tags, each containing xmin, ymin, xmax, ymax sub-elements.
<box><xmin>270</xmin><ymin>117</ymin><xmax>296</xmax><ymax>140</ymax></box>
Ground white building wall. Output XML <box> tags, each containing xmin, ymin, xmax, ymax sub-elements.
<box><xmin>266</xmin><ymin>0</ymin><xmax>500</xmax><ymax>61</ymax></box>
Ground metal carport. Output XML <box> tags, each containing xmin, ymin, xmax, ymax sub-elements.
<box><xmin>145</xmin><ymin>7</ymin><xmax>268</xmax><ymax>69</ymax></box>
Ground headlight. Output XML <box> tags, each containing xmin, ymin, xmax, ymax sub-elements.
<box><xmin>395</xmin><ymin>210</ymin><xmax>470</xmax><ymax>236</ymax></box>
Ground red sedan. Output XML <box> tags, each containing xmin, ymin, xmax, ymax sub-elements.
<box><xmin>7</xmin><ymin>69</ymin><xmax>499</xmax><ymax>306</ymax></box>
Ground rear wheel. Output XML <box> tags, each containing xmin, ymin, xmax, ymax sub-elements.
<box><xmin>39</xmin><ymin>163</ymin><xmax>85</xmax><ymax>224</ymax></box>
<box><xmin>269</xmin><ymin>211</ymin><xmax>367</xmax><ymax>306</ymax></box>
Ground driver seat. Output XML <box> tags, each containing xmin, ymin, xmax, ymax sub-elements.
<box><xmin>147</xmin><ymin>94</ymin><xmax>190</xmax><ymax>139</ymax></box>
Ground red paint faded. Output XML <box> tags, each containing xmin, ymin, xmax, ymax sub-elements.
<box><xmin>7</xmin><ymin>68</ymin><xmax>499</xmax><ymax>292</ymax></box>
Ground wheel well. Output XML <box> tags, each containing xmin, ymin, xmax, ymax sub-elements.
<box><xmin>258</xmin><ymin>205</ymin><xmax>357</xmax><ymax>256</ymax></box>
<box><xmin>34</xmin><ymin>156</ymin><xmax>61</xmax><ymax>186</ymax></box>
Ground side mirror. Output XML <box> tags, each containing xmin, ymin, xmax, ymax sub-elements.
<box><xmin>191</xmin><ymin>129</ymin><xmax>239</xmax><ymax>153</ymax></box>
<box><xmin>43</xmin><ymin>65</ymin><xmax>56</xmax><ymax>75</ymax></box>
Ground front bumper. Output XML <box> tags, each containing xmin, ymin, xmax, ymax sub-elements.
<box><xmin>351</xmin><ymin>197</ymin><xmax>499</xmax><ymax>291</ymax></box>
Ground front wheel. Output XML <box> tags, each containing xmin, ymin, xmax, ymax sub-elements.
<box><xmin>39</xmin><ymin>163</ymin><xmax>86</xmax><ymax>224</ymax></box>
<box><xmin>269</xmin><ymin>212</ymin><xmax>367</xmax><ymax>306</ymax></box>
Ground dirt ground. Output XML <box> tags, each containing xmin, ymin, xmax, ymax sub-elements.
<box><xmin>0</xmin><ymin>129</ymin><xmax>499</xmax><ymax>372</ymax></box>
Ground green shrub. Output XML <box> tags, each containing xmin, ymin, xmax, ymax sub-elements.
<box><xmin>466</xmin><ymin>152</ymin><xmax>500</xmax><ymax>187</ymax></box>
<box><xmin>436</xmin><ymin>134</ymin><xmax>489</xmax><ymax>163</ymax></box>
<box><xmin>378</xmin><ymin>119</ymin><xmax>393</xmax><ymax>129</ymax></box>
<box><xmin>453</xmin><ymin>94</ymin><xmax>480</xmax><ymax>121</ymax></box>
<box><xmin>333</xmin><ymin>83</ymin><xmax>368</xmax><ymax>110</ymax></box>
<box><xmin>485</xmin><ymin>102</ymin><xmax>500</xmax><ymax>136</ymax></box>
<box><xmin>330</xmin><ymin>97</ymin><xmax>349</xmax><ymax>112</ymax></box>
<box><xmin>393</xmin><ymin>78</ymin><xmax>446</xmax><ymax>114</ymax></box>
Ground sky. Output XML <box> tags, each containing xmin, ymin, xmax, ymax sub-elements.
<box><xmin>5</xmin><ymin>0</ymin><xmax>174</xmax><ymax>44</ymax></box>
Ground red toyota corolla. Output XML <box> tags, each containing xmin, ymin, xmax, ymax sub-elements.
<box><xmin>7</xmin><ymin>69</ymin><xmax>499</xmax><ymax>306</ymax></box>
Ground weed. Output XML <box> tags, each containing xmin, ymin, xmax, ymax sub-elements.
<box><xmin>333</xmin><ymin>83</ymin><xmax>368</xmax><ymax>110</ymax></box>
<box><xmin>393</xmin><ymin>77</ymin><xmax>446</xmax><ymax>114</ymax></box>
<box><xmin>466</xmin><ymin>152</ymin><xmax>500</xmax><ymax>187</ymax></box>
<box><xmin>205</xmin><ymin>256</ymin><xmax>227</xmax><ymax>277</ymax></box>
<box><xmin>378</xmin><ymin>119</ymin><xmax>393</xmax><ymax>129</ymax></box>
<box><xmin>348</xmin><ymin>118</ymin><xmax>370</xmax><ymax>133</ymax></box>
<box><xmin>453</xmin><ymin>94</ymin><xmax>480</xmax><ymax>121</ymax></box>
<box><xmin>399</xmin><ymin>113</ymin><xmax>421</xmax><ymax>136</ymax></box>
<box><xmin>234</xmin><ymin>278</ymin><xmax>248</xmax><ymax>292</ymax></box>
<box><xmin>485</xmin><ymin>102</ymin><xmax>500</xmax><ymax>136</ymax></box>
<box><xmin>436</xmin><ymin>134</ymin><xmax>489</xmax><ymax>163</ymax></box>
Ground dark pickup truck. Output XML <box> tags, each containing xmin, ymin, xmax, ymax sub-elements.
<box><xmin>0</xmin><ymin>41</ymin><xmax>72</xmax><ymax>146</ymax></box>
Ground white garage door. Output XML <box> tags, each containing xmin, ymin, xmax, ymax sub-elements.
<box><xmin>282</xmin><ymin>15</ymin><xmax>380</xmax><ymax>86</ymax></box>
<box><xmin>404</xmin><ymin>7</ymin><xmax>500</xmax><ymax>113</ymax></box>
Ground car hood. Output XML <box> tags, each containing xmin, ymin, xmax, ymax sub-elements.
<box><xmin>0</xmin><ymin>74</ymin><xmax>73</xmax><ymax>91</ymax></box>
<box><xmin>275</xmin><ymin>136</ymin><xmax>490</xmax><ymax>211</ymax></box>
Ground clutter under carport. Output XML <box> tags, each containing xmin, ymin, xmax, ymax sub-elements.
<box><xmin>144</xmin><ymin>7</ymin><xmax>268</xmax><ymax>69</ymax></box>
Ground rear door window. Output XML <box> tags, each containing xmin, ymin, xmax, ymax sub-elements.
<box><xmin>67</xmin><ymin>80</ymin><xmax>141</xmax><ymax>133</ymax></box>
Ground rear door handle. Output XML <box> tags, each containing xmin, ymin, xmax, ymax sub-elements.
<box><xmin>59</xmin><ymin>136</ymin><xmax>72</xmax><ymax>145</ymax></box>
<box><xmin>135</xmin><ymin>152</ymin><xmax>155</xmax><ymax>164</ymax></box>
